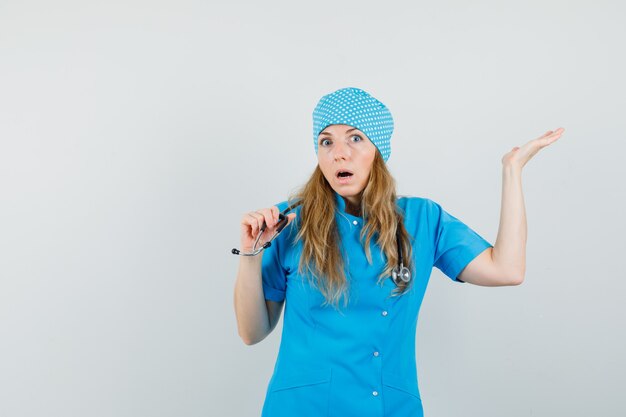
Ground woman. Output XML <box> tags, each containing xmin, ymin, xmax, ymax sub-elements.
<box><xmin>233</xmin><ymin>87</ymin><xmax>564</xmax><ymax>417</ymax></box>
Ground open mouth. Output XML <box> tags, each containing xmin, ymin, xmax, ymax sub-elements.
<box><xmin>335</xmin><ymin>170</ymin><xmax>354</xmax><ymax>184</ymax></box>
<box><xmin>336</xmin><ymin>170</ymin><xmax>354</xmax><ymax>178</ymax></box>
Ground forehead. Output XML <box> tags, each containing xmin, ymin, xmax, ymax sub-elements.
<box><xmin>319</xmin><ymin>124</ymin><xmax>362</xmax><ymax>136</ymax></box>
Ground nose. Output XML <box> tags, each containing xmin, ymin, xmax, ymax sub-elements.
<box><xmin>333</xmin><ymin>140</ymin><xmax>351</xmax><ymax>161</ymax></box>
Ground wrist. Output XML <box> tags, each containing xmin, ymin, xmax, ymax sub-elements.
<box><xmin>502</xmin><ymin>163</ymin><xmax>522</xmax><ymax>176</ymax></box>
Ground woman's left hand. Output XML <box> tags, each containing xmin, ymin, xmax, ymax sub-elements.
<box><xmin>502</xmin><ymin>127</ymin><xmax>565</xmax><ymax>170</ymax></box>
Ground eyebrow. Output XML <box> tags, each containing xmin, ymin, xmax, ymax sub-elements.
<box><xmin>319</xmin><ymin>128</ymin><xmax>359</xmax><ymax>137</ymax></box>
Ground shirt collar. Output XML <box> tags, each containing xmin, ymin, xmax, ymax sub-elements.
<box><xmin>334</xmin><ymin>190</ymin><xmax>346</xmax><ymax>212</ymax></box>
<box><xmin>333</xmin><ymin>190</ymin><xmax>361</xmax><ymax>220</ymax></box>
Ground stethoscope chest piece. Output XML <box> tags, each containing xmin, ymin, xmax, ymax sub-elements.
<box><xmin>391</xmin><ymin>263</ymin><xmax>411</xmax><ymax>286</ymax></box>
<box><xmin>391</xmin><ymin>223</ymin><xmax>411</xmax><ymax>286</ymax></box>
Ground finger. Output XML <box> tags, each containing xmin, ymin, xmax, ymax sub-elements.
<box><xmin>255</xmin><ymin>210</ymin><xmax>271</xmax><ymax>232</ymax></box>
<box><xmin>552</xmin><ymin>128</ymin><xmax>565</xmax><ymax>138</ymax></box>
<box><xmin>243</xmin><ymin>213</ymin><xmax>260</xmax><ymax>237</ymax></box>
<box><xmin>266</xmin><ymin>207</ymin><xmax>278</xmax><ymax>228</ymax></box>
<box><xmin>241</xmin><ymin>213</ymin><xmax>257</xmax><ymax>237</ymax></box>
<box><xmin>544</xmin><ymin>131</ymin><xmax>563</xmax><ymax>145</ymax></box>
<box><xmin>250</xmin><ymin>211</ymin><xmax>265</xmax><ymax>236</ymax></box>
<box><xmin>546</xmin><ymin>128</ymin><xmax>565</xmax><ymax>139</ymax></box>
<box><xmin>258</xmin><ymin>208</ymin><xmax>275</xmax><ymax>229</ymax></box>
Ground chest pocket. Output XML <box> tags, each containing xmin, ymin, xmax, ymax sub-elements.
<box><xmin>265</xmin><ymin>368</ymin><xmax>332</xmax><ymax>417</ymax></box>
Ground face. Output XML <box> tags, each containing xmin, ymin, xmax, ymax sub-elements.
<box><xmin>317</xmin><ymin>124</ymin><xmax>377</xmax><ymax>206</ymax></box>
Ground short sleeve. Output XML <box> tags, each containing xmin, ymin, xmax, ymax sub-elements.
<box><xmin>431</xmin><ymin>200</ymin><xmax>493</xmax><ymax>283</ymax></box>
<box><xmin>261</xmin><ymin>201</ymin><xmax>290</xmax><ymax>302</ymax></box>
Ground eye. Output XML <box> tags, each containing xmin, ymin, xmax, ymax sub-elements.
<box><xmin>351</xmin><ymin>135</ymin><xmax>362</xmax><ymax>142</ymax></box>
<box><xmin>320</xmin><ymin>138</ymin><xmax>331</xmax><ymax>146</ymax></box>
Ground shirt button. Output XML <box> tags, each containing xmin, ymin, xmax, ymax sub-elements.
<box><xmin>373</xmin><ymin>351</ymin><xmax>379</xmax><ymax>357</ymax></box>
<box><xmin>381</xmin><ymin>310</ymin><xmax>388</xmax><ymax>316</ymax></box>
<box><xmin>352</xmin><ymin>220</ymin><xmax>358</xmax><ymax>225</ymax></box>
<box><xmin>372</xmin><ymin>391</ymin><xmax>379</xmax><ymax>396</ymax></box>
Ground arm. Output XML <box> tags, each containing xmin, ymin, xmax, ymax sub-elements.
<box><xmin>458</xmin><ymin>166</ymin><xmax>525</xmax><ymax>286</ymax></box>
<box><xmin>233</xmin><ymin>256</ymin><xmax>269</xmax><ymax>345</ymax></box>
<box><xmin>233</xmin><ymin>255</ymin><xmax>283</xmax><ymax>345</ymax></box>
<box><xmin>233</xmin><ymin>206</ymin><xmax>293</xmax><ymax>345</ymax></box>
<box><xmin>458</xmin><ymin>128</ymin><xmax>565</xmax><ymax>286</ymax></box>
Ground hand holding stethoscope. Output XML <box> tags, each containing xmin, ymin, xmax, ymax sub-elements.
<box><xmin>233</xmin><ymin>206</ymin><xmax>297</xmax><ymax>256</ymax></box>
<box><xmin>232</xmin><ymin>204</ymin><xmax>412</xmax><ymax>286</ymax></box>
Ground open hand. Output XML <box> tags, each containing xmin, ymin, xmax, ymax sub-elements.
<box><xmin>502</xmin><ymin>127</ymin><xmax>565</xmax><ymax>170</ymax></box>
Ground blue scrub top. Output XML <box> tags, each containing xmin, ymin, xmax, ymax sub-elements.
<box><xmin>260</xmin><ymin>190</ymin><xmax>493</xmax><ymax>417</ymax></box>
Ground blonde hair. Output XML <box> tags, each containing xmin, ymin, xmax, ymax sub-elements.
<box><xmin>285</xmin><ymin>151</ymin><xmax>415</xmax><ymax>311</ymax></box>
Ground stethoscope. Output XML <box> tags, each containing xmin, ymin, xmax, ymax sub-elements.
<box><xmin>231</xmin><ymin>203</ymin><xmax>298</xmax><ymax>257</ymax></box>
<box><xmin>391</xmin><ymin>227</ymin><xmax>412</xmax><ymax>286</ymax></box>
<box><xmin>231</xmin><ymin>203</ymin><xmax>412</xmax><ymax>286</ymax></box>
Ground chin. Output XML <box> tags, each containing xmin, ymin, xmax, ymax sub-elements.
<box><xmin>336</xmin><ymin>187</ymin><xmax>364</xmax><ymax>196</ymax></box>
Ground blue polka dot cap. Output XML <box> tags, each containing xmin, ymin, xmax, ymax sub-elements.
<box><xmin>312</xmin><ymin>87</ymin><xmax>394</xmax><ymax>162</ymax></box>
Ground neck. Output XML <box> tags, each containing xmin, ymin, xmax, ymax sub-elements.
<box><xmin>343</xmin><ymin>197</ymin><xmax>362</xmax><ymax>217</ymax></box>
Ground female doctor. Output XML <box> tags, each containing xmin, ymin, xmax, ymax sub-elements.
<box><xmin>233</xmin><ymin>87</ymin><xmax>564</xmax><ymax>417</ymax></box>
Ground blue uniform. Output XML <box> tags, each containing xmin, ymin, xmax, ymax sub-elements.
<box><xmin>260</xmin><ymin>190</ymin><xmax>493</xmax><ymax>417</ymax></box>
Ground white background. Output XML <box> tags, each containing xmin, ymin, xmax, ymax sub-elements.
<box><xmin>1</xmin><ymin>1</ymin><xmax>624</xmax><ymax>416</ymax></box>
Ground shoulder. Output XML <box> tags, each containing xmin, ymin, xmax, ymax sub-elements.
<box><xmin>271</xmin><ymin>199</ymin><xmax>303</xmax><ymax>238</ymax></box>
<box><xmin>396</xmin><ymin>195</ymin><xmax>448</xmax><ymax>233</ymax></box>
<box><xmin>397</xmin><ymin>194</ymin><xmax>440</xmax><ymax>215</ymax></box>
<box><xmin>273</xmin><ymin>200</ymin><xmax>291</xmax><ymax>213</ymax></box>
<box><xmin>273</xmin><ymin>199</ymin><xmax>302</xmax><ymax>216</ymax></box>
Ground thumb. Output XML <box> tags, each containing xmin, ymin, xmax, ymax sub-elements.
<box><xmin>286</xmin><ymin>212</ymin><xmax>297</xmax><ymax>224</ymax></box>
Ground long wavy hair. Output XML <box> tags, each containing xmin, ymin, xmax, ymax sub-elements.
<box><xmin>285</xmin><ymin>151</ymin><xmax>415</xmax><ymax>311</ymax></box>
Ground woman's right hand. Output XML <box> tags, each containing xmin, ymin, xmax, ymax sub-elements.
<box><xmin>240</xmin><ymin>206</ymin><xmax>297</xmax><ymax>253</ymax></box>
